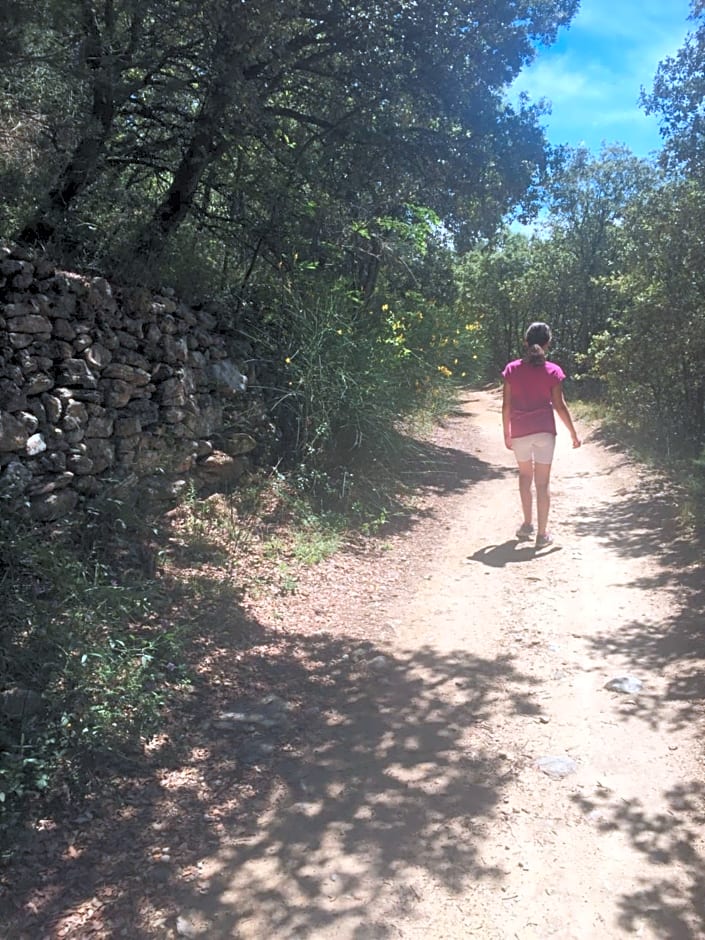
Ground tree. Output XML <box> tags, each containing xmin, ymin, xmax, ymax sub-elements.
<box><xmin>9</xmin><ymin>0</ymin><xmax>579</xmax><ymax>264</ymax></box>
<box><xmin>642</xmin><ymin>2</ymin><xmax>705</xmax><ymax>180</ymax></box>
<box><xmin>456</xmin><ymin>231</ymin><xmax>536</xmax><ymax>373</ymax></box>
<box><xmin>455</xmin><ymin>145</ymin><xmax>658</xmax><ymax>386</ymax></box>
<box><xmin>12</xmin><ymin>0</ymin><xmax>213</xmax><ymax>246</ymax></box>
<box><xmin>590</xmin><ymin>178</ymin><xmax>705</xmax><ymax>451</ymax></box>
<box><xmin>536</xmin><ymin>145</ymin><xmax>657</xmax><ymax>365</ymax></box>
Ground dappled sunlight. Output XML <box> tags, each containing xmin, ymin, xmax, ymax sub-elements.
<box><xmin>4</xmin><ymin>577</ymin><xmax>540</xmax><ymax>937</ymax></box>
<box><xmin>571</xmin><ymin>783</ymin><xmax>705</xmax><ymax>938</ymax></box>
<box><xmin>4</xmin><ymin>390</ymin><xmax>705</xmax><ymax>938</ymax></box>
<box><xmin>582</xmin><ymin>600</ymin><xmax>705</xmax><ymax>734</ymax></box>
<box><xmin>562</xmin><ymin>458</ymin><xmax>705</xmax><ymax>735</ymax></box>
<box><xmin>568</xmin><ymin>475</ymin><xmax>696</xmax><ymax>570</ymax></box>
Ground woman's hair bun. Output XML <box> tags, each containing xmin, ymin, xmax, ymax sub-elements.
<box><xmin>524</xmin><ymin>322</ymin><xmax>551</xmax><ymax>366</ymax></box>
<box><xmin>525</xmin><ymin>321</ymin><xmax>551</xmax><ymax>347</ymax></box>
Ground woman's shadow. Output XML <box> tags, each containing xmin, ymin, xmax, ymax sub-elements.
<box><xmin>468</xmin><ymin>539</ymin><xmax>561</xmax><ymax>568</ymax></box>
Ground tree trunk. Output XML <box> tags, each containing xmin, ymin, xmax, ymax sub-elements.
<box><xmin>137</xmin><ymin>118</ymin><xmax>227</xmax><ymax>257</ymax></box>
<box><xmin>136</xmin><ymin>29</ymin><xmax>239</xmax><ymax>258</ymax></box>
<box><xmin>17</xmin><ymin>124</ymin><xmax>113</xmax><ymax>245</ymax></box>
<box><xmin>16</xmin><ymin>7</ymin><xmax>118</xmax><ymax>246</ymax></box>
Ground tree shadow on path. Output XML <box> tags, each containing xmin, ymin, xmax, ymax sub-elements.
<box><xmin>571</xmin><ymin>475</ymin><xmax>698</xmax><ymax>570</ymax></box>
<box><xmin>340</xmin><ymin>406</ymin><xmax>510</xmax><ymax>543</ymax></box>
<box><xmin>571</xmin><ymin>781</ymin><xmax>705</xmax><ymax>939</ymax></box>
<box><xmin>563</xmin><ymin>467</ymin><xmax>705</xmax><ymax>936</ymax></box>
<box><xmin>1</xmin><ymin>575</ymin><xmax>540</xmax><ymax>939</ymax></box>
<box><xmin>569</xmin><ymin>478</ymin><xmax>705</xmax><ymax>735</ymax></box>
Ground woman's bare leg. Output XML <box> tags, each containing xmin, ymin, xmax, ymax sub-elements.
<box><xmin>534</xmin><ymin>461</ymin><xmax>552</xmax><ymax>535</ymax></box>
<box><xmin>516</xmin><ymin>459</ymin><xmax>534</xmax><ymax>525</ymax></box>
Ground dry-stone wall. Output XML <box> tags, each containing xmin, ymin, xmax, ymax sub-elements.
<box><xmin>0</xmin><ymin>244</ymin><xmax>271</xmax><ymax>521</ymax></box>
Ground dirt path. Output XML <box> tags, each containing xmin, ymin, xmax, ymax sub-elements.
<box><xmin>384</xmin><ymin>390</ymin><xmax>705</xmax><ymax>939</ymax></box>
<box><xmin>3</xmin><ymin>389</ymin><xmax>705</xmax><ymax>939</ymax></box>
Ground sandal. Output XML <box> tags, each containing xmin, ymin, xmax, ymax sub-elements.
<box><xmin>516</xmin><ymin>522</ymin><xmax>535</xmax><ymax>541</ymax></box>
<box><xmin>535</xmin><ymin>533</ymin><xmax>553</xmax><ymax>549</ymax></box>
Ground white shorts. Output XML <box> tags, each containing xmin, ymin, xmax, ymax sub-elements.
<box><xmin>512</xmin><ymin>432</ymin><xmax>556</xmax><ymax>464</ymax></box>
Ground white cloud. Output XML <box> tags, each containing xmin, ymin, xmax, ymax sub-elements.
<box><xmin>596</xmin><ymin>106</ymin><xmax>653</xmax><ymax>129</ymax></box>
<box><xmin>509</xmin><ymin>0</ymin><xmax>693</xmax><ymax>155</ymax></box>
<box><xmin>513</xmin><ymin>56</ymin><xmax>615</xmax><ymax>106</ymax></box>
<box><xmin>572</xmin><ymin>0</ymin><xmax>691</xmax><ymax>45</ymax></box>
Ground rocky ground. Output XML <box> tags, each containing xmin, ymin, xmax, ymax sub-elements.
<box><xmin>2</xmin><ymin>388</ymin><xmax>704</xmax><ymax>939</ymax></box>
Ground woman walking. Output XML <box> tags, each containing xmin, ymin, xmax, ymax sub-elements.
<box><xmin>502</xmin><ymin>322</ymin><xmax>581</xmax><ymax>549</ymax></box>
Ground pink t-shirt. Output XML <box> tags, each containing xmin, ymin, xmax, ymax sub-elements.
<box><xmin>502</xmin><ymin>359</ymin><xmax>565</xmax><ymax>439</ymax></box>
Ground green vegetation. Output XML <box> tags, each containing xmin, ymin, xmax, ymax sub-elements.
<box><xmin>3</xmin><ymin>0</ymin><xmax>705</xmax><ymax>837</ymax></box>
<box><xmin>0</xmin><ymin>0</ymin><xmax>572</xmax><ymax>473</ymax></box>
<box><xmin>457</xmin><ymin>0</ymin><xmax>705</xmax><ymax>525</ymax></box>
<box><xmin>0</xmin><ymin>507</ymin><xmax>184</xmax><ymax>830</ymax></box>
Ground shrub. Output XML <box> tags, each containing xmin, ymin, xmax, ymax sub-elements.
<box><xmin>0</xmin><ymin>509</ymin><xmax>183</xmax><ymax>827</ymax></box>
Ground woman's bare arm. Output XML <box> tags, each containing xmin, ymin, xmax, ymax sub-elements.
<box><xmin>551</xmin><ymin>383</ymin><xmax>581</xmax><ymax>448</ymax></box>
<box><xmin>502</xmin><ymin>381</ymin><xmax>513</xmax><ymax>450</ymax></box>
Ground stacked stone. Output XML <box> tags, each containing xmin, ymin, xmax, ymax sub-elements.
<box><xmin>0</xmin><ymin>245</ymin><xmax>264</xmax><ymax>521</ymax></box>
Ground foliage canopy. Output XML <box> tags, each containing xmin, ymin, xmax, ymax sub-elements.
<box><xmin>3</xmin><ymin>0</ymin><xmax>577</xmax><ymax>270</ymax></box>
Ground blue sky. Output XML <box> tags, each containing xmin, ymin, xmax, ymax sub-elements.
<box><xmin>511</xmin><ymin>0</ymin><xmax>694</xmax><ymax>158</ymax></box>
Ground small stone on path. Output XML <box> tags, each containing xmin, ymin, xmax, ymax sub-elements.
<box><xmin>534</xmin><ymin>755</ymin><xmax>578</xmax><ymax>779</ymax></box>
<box><xmin>604</xmin><ymin>675</ymin><xmax>643</xmax><ymax>694</ymax></box>
<box><xmin>368</xmin><ymin>655</ymin><xmax>389</xmax><ymax>670</ymax></box>
<box><xmin>176</xmin><ymin>912</ymin><xmax>211</xmax><ymax>937</ymax></box>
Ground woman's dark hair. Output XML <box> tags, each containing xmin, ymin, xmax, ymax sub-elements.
<box><xmin>523</xmin><ymin>321</ymin><xmax>552</xmax><ymax>366</ymax></box>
